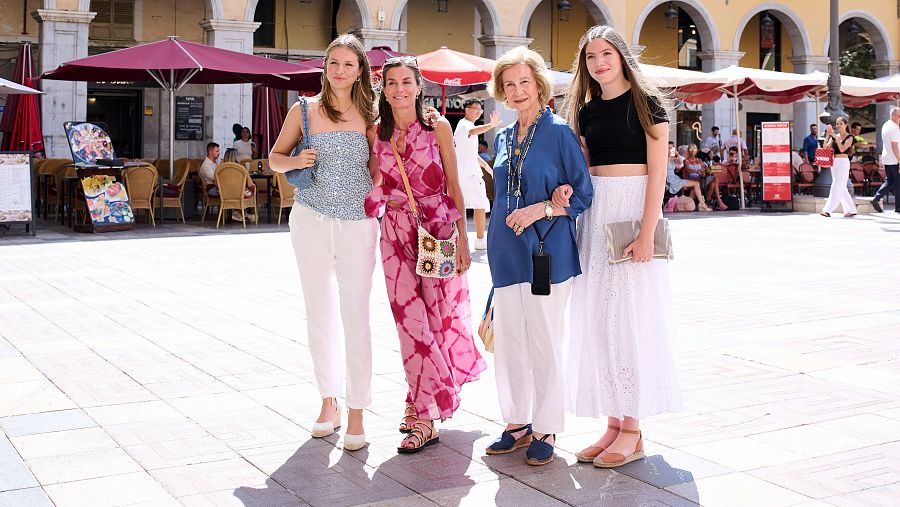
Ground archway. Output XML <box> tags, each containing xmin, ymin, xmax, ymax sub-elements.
<box><xmin>633</xmin><ymin>0</ymin><xmax>718</xmax><ymax>54</ymax></box>
<box><xmin>823</xmin><ymin>11</ymin><xmax>893</xmax><ymax>66</ymax></box>
<box><xmin>519</xmin><ymin>0</ymin><xmax>614</xmax><ymax>38</ymax></box>
<box><xmin>523</xmin><ymin>0</ymin><xmax>608</xmax><ymax>69</ymax></box>
<box><xmin>392</xmin><ymin>0</ymin><xmax>500</xmax><ymax>38</ymax></box>
<box><xmin>732</xmin><ymin>5</ymin><xmax>811</xmax><ymax>71</ymax></box>
<box><xmin>245</xmin><ymin>0</ymin><xmax>366</xmax><ymax>29</ymax></box>
<box><xmin>393</xmin><ymin>0</ymin><xmax>500</xmax><ymax>54</ymax></box>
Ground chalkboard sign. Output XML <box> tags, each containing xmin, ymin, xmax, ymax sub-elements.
<box><xmin>0</xmin><ymin>151</ymin><xmax>35</xmax><ymax>236</ymax></box>
<box><xmin>175</xmin><ymin>96</ymin><xmax>204</xmax><ymax>140</ymax></box>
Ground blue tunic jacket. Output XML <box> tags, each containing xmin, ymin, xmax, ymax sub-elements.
<box><xmin>487</xmin><ymin>109</ymin><xmax>593</xmax><ymax>288</ymax></box>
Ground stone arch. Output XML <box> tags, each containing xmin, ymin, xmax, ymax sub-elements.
<box><xmin>632</xmin><ymin>0</ymin><xmax>719</xmax><ymax>52</ymax></box>
<box><xmin>244</xmin><ymin>0</ymin><xmax>367</xmax><ymax>27</ymax></box>
<box><xmin>391</xmin><ymin>0</ymin><xmax>500</xmax><ymax>36</ymax></box>
<box><xmin>518</xmin><ymin>0</ymin><xmax>614</xmax><ymax>37</ymax></box>
<box><xmin>732</xmin><ymin>4</ymin><xmax>810</xmax><ymax>58</ymax></box>
<box><xmin>822</xmin><ymin>10</ymin><xmax>894</xmax><ymax>63</ymax></box>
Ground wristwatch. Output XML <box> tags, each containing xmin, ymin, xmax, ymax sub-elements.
<box><xmin>543</xmin><ymin>200</ymin><xmax>554</xmax><ymax>221</ymax></box>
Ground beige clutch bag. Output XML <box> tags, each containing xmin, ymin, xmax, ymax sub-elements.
<box><xmin>603</xmin><ymin>218</ymin><xmax>674</xmax><ymax>264</ymax></box>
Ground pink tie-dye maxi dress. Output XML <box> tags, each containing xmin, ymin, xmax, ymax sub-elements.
<box><xmin>365</xmin><ymin>122</ymin><xmax>486</xmax><ymax>422</ymax></box>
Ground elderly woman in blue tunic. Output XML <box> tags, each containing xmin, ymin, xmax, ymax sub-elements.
<box><xmin>483</xmin><ymin>46</ymin><xmax>592</xmax><ymax>466</ymax></box>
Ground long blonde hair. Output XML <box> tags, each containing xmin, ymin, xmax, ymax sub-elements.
<box><xmin>318</xmin><ymin>33</ymin><xmax>376</xmax><ymax>128</ymax></box>
<box><xmin>561</xmin><ymin>25</ymin><xmax>673</xmax><ymax>140</ymax></box>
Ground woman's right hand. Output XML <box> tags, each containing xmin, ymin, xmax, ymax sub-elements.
<box><xmin>294</xmin><ymin>148</ymin><xmax>318</xmax><ymax>169</ymax></box>
<box><xmin>551</xmin><ymin>184</ymin><xmax>573</xmax><ymax>208</ymax></box>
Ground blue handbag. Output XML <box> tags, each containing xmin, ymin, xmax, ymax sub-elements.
<box><xmin>285</xmin><ymin>96</ymin><xmax>315</xmax><ymax>190</ymax></box>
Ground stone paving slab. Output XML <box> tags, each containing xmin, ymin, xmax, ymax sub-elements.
<box><xmin>1</xmin><ymin>211</ymin><xmax>900</xmax><ymax>505</ymax></box>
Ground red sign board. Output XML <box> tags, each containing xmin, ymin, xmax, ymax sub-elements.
<box><xmin>761</xmin><ymin>121</ymin><xmax>792</xmax><ymax>202</ymax></box>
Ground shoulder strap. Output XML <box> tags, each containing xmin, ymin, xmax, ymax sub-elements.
<box><xmin>300</xmin><ymin>97</ymin><xmax>310</xmax><ymax>149</ymax></box>
<box><xmin>390</xmin><ymin>138</ymin><xmax>419</xmax><ymax>219</ymax></box>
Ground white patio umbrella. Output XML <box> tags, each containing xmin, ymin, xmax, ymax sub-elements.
<box><xmin>0</xmin><ymin>76</ymin><xmax>42</xmax><ymax>95</ymax></box>
<box><xmin>701</xmin><ymin>66</ymin><xmax>829</xmax><ymax>207</ymax></box>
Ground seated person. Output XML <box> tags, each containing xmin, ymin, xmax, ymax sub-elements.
<box><xmin>667</xmin><ymin>143</ymin><xmax>709</xmax><ymax>211</ymax></box>
<box><xmin>199</xmin><ymin>142</ymin><xmax>256</xmax><ymax>221</ymax></box>
<box><xmin>683</xmin><ymin>144</ymin><xmax>728</xmax><ymax>210</ymax></box>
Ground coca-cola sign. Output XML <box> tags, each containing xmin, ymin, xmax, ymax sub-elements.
<box><xmin>443</xmin><ymin>77</ymin><xmax>462</xmax><ymax>86</ymax></box>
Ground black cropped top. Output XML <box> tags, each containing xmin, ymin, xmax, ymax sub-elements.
<box><xmin>834</xmin><ymin>134</ymin><xmax>854</xmax><ymax>155</ymax></box>
<box><xmin>579</xmin><ymin>89</ymin><xmax>668</xmax><ymax>166</ymax></box>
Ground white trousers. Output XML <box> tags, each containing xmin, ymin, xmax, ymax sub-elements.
<box><xmin>493</xmin><ymin>280</ymin><xmax>572</xmax><ymax>434</ymax></box>
<box><xmin>289</xmin><ymin>205</ymin><xmax>379</xmax><ymax>409</ymax></box>
<box><xmin>822</xmin><ymin>158</ymin><xmax>858</xmax><ymax>214</ymax></box>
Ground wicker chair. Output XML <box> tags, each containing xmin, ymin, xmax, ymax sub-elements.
<box><xmin>214</xmin><ymin>162</ymin><xmax>257</xmax><ymax>228</ymax></box>
<box><xmin>271</xmin><ymin>171</ymin><xmax>295</xmax><ymax>226</ymax></box>
<box><xmin>160</xmin><ymin>160</ymin><xmax>190</xmax><ymax>223</ymax></box>
<box><xmin>199</xmin><ymin>170</ymin><xmax>221</xmax><ymax>224</ymax></box>
<box><xmin>38</xmin><ymin>159</ymin><xmax>70</xmax><ymax>217</ymax></box>
<box><xmin>124</xmin><ymin>164</ymin><xmax>159</xmax><ymax>225</ymax></box>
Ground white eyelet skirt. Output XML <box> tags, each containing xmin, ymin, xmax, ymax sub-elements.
<box><xmin>566</xmin><ymin>175</ymin><xmax>682</xmax><ymax>419</ymax></box>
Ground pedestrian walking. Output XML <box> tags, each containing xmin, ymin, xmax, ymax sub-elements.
<box><xmin>453</xmin><ymin>98</ymin><xmax>501</xmax><ymax>250</ymax></box>
<box><xmin>819</xmin><ymin>116</ymin><xmax>858</xmax><ymax>217</ymax></box>
<box><xmin>560</xmin><ymin>24</ymin><xmax>681</xmax><ymax>469</ymax></box>
<box><xmin>268</xmin><ymin>33</ymin><xmax>378</xmax><ymax>451</ymax></box>
<box><xmin>871</xmin><ymin>107</ymin><xmax>900</xmax><ymax>213</ymax></box>
<box><xmin>482</xmin><ymin>45</ymin><xmax>592</xmax><ymax>466</ymax></box>
<box><xmin>364</xmin><ymin>56</ymin><xmax>486</xmax><ymax>454</ymax></box>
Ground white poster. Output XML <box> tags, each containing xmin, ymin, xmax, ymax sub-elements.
<box><xmin>0</xmin><ymin>153</ymin><xmax>33</xmax><ymax>222</ymax></box>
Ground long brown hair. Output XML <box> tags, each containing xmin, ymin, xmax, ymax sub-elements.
<box><xmin>317</xmin><ymin>33</ymin><xmax>375</xmax><ymax>127</ymax></box>
<box><xmin>561</xmin><ymin>25</ymin><xmax>673</xmax><ymax>141</ymax></box>
<box><xmin>377</xmin><ymin>56</ymin><xmax>434</xmax><ymax>142</ymax></box>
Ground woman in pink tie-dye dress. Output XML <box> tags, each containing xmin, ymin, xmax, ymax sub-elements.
<box><xmin>365</xmin><ymin>57</ymin><xmax>486</xmax><ymax>454</ymax></box>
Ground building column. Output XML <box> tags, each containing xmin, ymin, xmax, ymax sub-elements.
<box><xmin>874</xmin><ymin>61</ymin><xmax>900</xmax><ymax>152</ymax></box>
<box><xmin>478</xmin><ymin>35</ymin><xmax>534</xmax><ymax>141</ymax></box>
<box><xmin>200</xmin><ymin>19</ymin><xmax>260</xmax><ymax>150</ymax></box>
<box><xmin>32</xmin><ymin>9</ymin><xmax>96</xmax><ymax>159</ymax></box>
<box><xmin>791</xmin><ymin>56</ymin><xmax>830</xmax><ymax>151</ymax></box>
<box><xmin>354</xmin><ymin>29</ymin><xmax>405</xmax><ymax>51</ymax></box>
<box><xmin>698</xmin><ymin>50</ymin><xmax>744</xmax><ymax>139</ymax></box>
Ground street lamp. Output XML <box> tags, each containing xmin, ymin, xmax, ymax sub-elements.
<box><xmin>814</xmin><ymin>0</ymin><xmax>847</xmax><ymax>196</ymax></box>
<box><xmin>557</xmin><ymin>0</ymin><xmax>571</xmax><ymax>21</ymax></box>
<box><xmin>664</xmin><ymin>3</ymin><xmax>678</xmax><ymax>29</ymax></box>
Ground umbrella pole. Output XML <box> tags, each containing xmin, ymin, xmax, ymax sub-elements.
<box><xmin>265</xmin><ymin>87</ymin><xmax>270</xmax><ymax>157</ymax></box>
<box><xmin>169</xmin><ymin>69</ymin><xmax>175</xmax><ymax>180</ymax></box>
<box><xmin>441</xmin><ymin>85</ymin><xmax>447</xmax><ymax>116</ymax></box>
<box><xmin>733</xmin><ymin>86</ymin><xmax>745</xmax><ymax>210</ymax></box>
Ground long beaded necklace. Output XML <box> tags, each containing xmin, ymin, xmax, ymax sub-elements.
<box><xmin>505</xmin><ymin>107</ymin><xmax>544</xmax><ymax>215</ymax></box>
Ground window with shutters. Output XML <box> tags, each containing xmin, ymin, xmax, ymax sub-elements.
<box><xmin>90</xmin><ymin>0</ymin><xmax>135</xmax><ymax>41</ymax></box>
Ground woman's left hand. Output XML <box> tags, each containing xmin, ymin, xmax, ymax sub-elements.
<box><xmin>456</xmin><ymin>237</ymin><xmax>472</xmax><ymax>274</ymax></box>
<box><xmin>623</xmin><ymin>233</ymin><xmax>655</xmax><ymax>263</ymax></box>
<box><xmin>424</xmin><ymin>106</ymin><xmax>439</xmax><ymax>127</ymax></box>
<box><xmin>505</xmin><ymin>204</ymin><xmax>541</xmax><ymax>236</ymax></box>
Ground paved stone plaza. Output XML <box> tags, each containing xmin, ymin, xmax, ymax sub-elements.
<box><xmin>1</xmin><ymin>209</ymin><xmax>900</xmax><ymax>507</ymax></box>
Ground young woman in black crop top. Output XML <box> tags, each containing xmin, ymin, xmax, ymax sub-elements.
<box><xmin>556</xmin><ymin>25</ymin><xmax>681</xmax><ymax>470</ymax></box>
<box><xmin>819</xmin><ymin>116</ymin><xmax>858</xmax><ymax>217</ymax></box>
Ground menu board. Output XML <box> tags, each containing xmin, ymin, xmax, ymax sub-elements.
<box><xmin>175</xmin><ymin>96</ymin><xmax>204</xmax><ymax>140</ymax></box>
<box><xmin>77</xmin><ymin>168</ymin><xmax>135</xmax><ymax>233</ymax></box>
<box><xmin>0</xmin><ymin>152</ymin><xmax>34</xmax><ymax>232</ymax></box>
<box><xmin>760</xmin><ymin>121</ymin><xmax>793</xmax><ymax>203</ymax></box>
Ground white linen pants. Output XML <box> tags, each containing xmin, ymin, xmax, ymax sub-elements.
<box><xmin>289</xmin><ymin>205</ymin><xmax>378</xmax><ymax>409</ymax></box>
<box><xmin>822</xmin><ymin>157</ymin><xmax>857</xmax><ymax>214</ymax></box>
<box><xmin>493</xmin><ymin>280</ymin><xmax>572</xmax><ymax>435</ymax></box>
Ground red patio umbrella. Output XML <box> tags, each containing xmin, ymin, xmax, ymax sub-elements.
<box><xmin>416</xmin><ymin>47</ymin><xmax>495</xmax><ymax>114</ymax></box>
<box><xmin>5</xmin><ymin>77</ymin><xmax>44</xmax><ymax>154</ymax></box>
<box><xmin>252</xmin><ymin>84</ymin><xmax>283</xmax><ymax>159</ymax></box>
<box><xmin>41</xmin><ymin>36</ymin><xmax>321</xmax><ymax>176</ymax></box>
<box><xmin>0</xmin><ymin>42</ymin><xmax>44</xmax><ymax>154</ymax></box>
